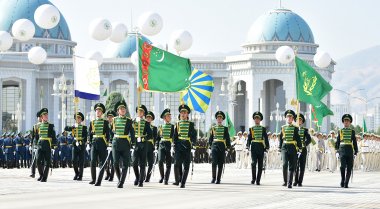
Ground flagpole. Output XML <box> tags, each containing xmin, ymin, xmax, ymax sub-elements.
<box><xmin>135</xmin><ymin>29</ymin><xmax>142</xmax><ymax>108</ymax></box>
<box><xmin>72</xmin><ymin>48</ymin><xmax>79</xmax><ymax>138</ymax></box>
<box><xmin>293</xmin><ymin>47</ymin><xmax>300</xmax><ymax>128</ymax></box>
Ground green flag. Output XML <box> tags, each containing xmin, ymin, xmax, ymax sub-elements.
<box><xmin>295</xmin><ymin>56</ymin><xmax>333</xmax><ymax>105</ymax></box>
<box><xmin>225</xmin><ymin>112</ymin><xmax>236</xmax><ymax>137</ymax></box>
<box><xmin>363</xmin><ymin>118</ymin><xmax>367</xmax><ymax>133</ymax></box>
<box><xmin>311</xmin><ymin>100</ymin><xmax>334</xmax><ymax>126</ymax></box>
<box><xmin>102</xmin><ymin>88</ymin><xmax>108</xmax><ymax>97</ymax></box>
<box><xmin>138</xmin><ymin>38</ymin><xmax>191</xmax><ymax>92</ymax></box>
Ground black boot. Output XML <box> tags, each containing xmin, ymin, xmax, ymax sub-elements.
<box><xmin>164</xmin><ymin>164</ymin><xmax>171</xmax><ymax>185</ymax></box>
<box><xmin>344</xmin><ymin>169</ymin><xmax>351</xmax><ymax>188</ymax></box>
<box><xmin>95</xmin><ymin>166</ymin><xmax>105</xmax><ymax>186</ymax></box>
<box><xmin>133</xmin><ymin>165</ymin><xmax>139</xmax><ymax>186</ymax></box>
<box><xmin>340</xmin><ymin>168</ymin><xmax>345</xmax><ymax>188</ymax></box>
<box><xmin>138</xmin><ymin>167</ymin><xmax>145</xmax><ymax>187</ymax></box>
<box><xmin>41</xmin><ymin>165</ymin><xmax>50</xmax><ymax>182</ymax></box>
<box><xmin>158</xmin><ymin>163</ymin><xmax>164</xmax><ymax>183</ymax></box>
<box><xmin>109</xmin><ymin>165</ymin><xmax>114</xmax><ymax>181</ymax></box>
<box><xmin>105</xmin><ymin>165</ymin><xmax>110</xmax><ymax>181</ymax></box>
<box><xmin>145</xmin><ymin>165</ymin><xmax>153</xmax><ymax>182</ymax></box>
<box><xmin>298</xmin><ymin>169</ymin><xmax>305</xmax><ymax>187</ymax></box>
<box><xmin>73</xmin><ymin>165</ymin><xmax>79</xmax><ymax>180</ymax></box>
<box><xmin>77</xmin><ymin>165</ymin><xmax>84</xmax><ymax>181</ymax></box>
<box><xmin>89</xmin><ymin>166</ymin><xmax>96</xmax><ymax>184</ymax></box>
<box><xmin>256</xmin><ymin>167</ymin><xmax>262</xmax><ymax>185</ymax></box>
<box><xmin>216</xmin><ymin>164</ymin><xmax>223</xmax><ymax>184</ymax></box>
<box><xmin>172</xmin><ymin>165</ymin><xmax>180</xmax><ymax>186</ymax></box>
<box><xmin>251</xmin><ymin>166</ymin><xmax>256</xmax><ymax>184</ymax></box>
<box><xmin>282</xmin><ymin>167</ymin><xmax>288</xmax><ymax>186</ymax></box>
<box><xmin>115</xmin><ymin>166</ymin><xmax>121</xmax><ymax>181</ymax></box>
<box><xmin>211</xmin><ymin>164</ymin><xmax>216</xmax><ymax>183</ymax></box>
<box><xmin>180</xmin><ymin>169</ymin><xmax>189</xmax><ymax>188</ymax></box>
<box><xmin>117</xmin><ymin>168</ymin><xmax>127</xmax><ymax>188</ymax></box>
<box><xmin>294</xmin><ymin>166</ymin><xmax>299</xmax><ymax>186</ymax></box>
<box><xmin>287</xmin><ymin>170</ymin><xmax>294</xmax><ymax>188</ymax></box>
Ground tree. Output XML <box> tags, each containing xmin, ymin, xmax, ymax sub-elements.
<box><xmin>105</xmin><ymin>91</ymin><xmax>130</xmax><ymax>117</ymax></box>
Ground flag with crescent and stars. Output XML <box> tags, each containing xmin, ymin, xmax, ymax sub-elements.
<box><xmin>138</xmin><ymin>38</ymin><xmax>192</xmax><ymax>92</ymax></box>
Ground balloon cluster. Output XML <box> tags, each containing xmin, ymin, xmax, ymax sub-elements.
<box><xmin>275</xmin><ymin>46</ymin><xmax>332</xmax><ymax>68</ymax></box>
<box><xmin>0</xmin><ymin>4</ymin><xmax>61</xmax><ymax>64</ymax></box>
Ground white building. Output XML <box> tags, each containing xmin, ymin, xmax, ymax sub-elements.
<box><xmin>331</xmin><ymin>104</ymin><xmax>349</xmax><ymax>129</ymax></box>
<box><xmin>0</xmin><ymin>0</ymin><xmax>334</xmax><ymax>134</ymax></box>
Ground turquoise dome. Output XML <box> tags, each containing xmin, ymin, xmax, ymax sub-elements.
<box><xmin>247</xmin><ymin>8</ymin><xmax>314</xmax><ymax>44</ymax></box>
<box><xmin>0</xmin><ymin>0</ymin><xmax>71</xmax><ymax>40</ymax></box>
<box><xmin>115</xmin><ymin>33</ymin><xmax>152</xmax><ymax>58</ymax></box>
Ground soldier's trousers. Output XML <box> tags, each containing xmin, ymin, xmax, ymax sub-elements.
<box><xmin>295</xmin><ymin>148</ymin><xmax>307</xmax><ymax>184</ymax></box>
<box><xmin>211</xmin><ymin>146</ymin><xmax>225</xmax><ymax>181</ymax></box>
<box><xmin>36</xmin><ymin>141</ymin><xmax>52</xmax><ymax>180</ymax></box>
<box><xmin>133</xmin><ymin>142</ymin><xmax>147</xmax><ymax>184</ymax></box>
<box><xmin>251</xmin><ymin>150</ymin><xmax>264</xmax><ymax>183</ymax></box>
<box><xmin>158</xmin><ymin>142</ymin><xmax>172</xmax><ymax>182</ymax></box>
<box><xmin>90</xmin><ymin>138</ymin><xmax>107</xmax><ymax>183</ymax></box>
<box><xmin>112</xmin><ymin>137</ymin><xmax>131</xmax><ymax>186</ymax></box>
<box><xmin>281</xmin><ymin>144</ymin><xmax>297</xmax><ymax>185</ymax></box>
<box><xmin>72</xmin><ymin>142</ymin><xmax>85</xmax><ymax>179</ymax></box>
<box><xmin>174</xmin><ymin>148</ymin><xmax>191</xmax><ymax>185</ymax></box>
<box><xmin>145</xmin><ymin>142</ymin><xmax>155</xmax><ymax>181</ymax></box>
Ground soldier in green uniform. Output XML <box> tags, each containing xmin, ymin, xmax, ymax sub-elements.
<box><xmin>105</xmin><ymin>110</ymin><xmax>116</xmax><ymax>181</ymax></box>
<box><xmin>293</xmin><ymin>113</ymin><xmax>312</xmax><ymax>186</ymax></box>
<box><xmin>279</xmin><ymin>110</ymin><xmax>302</xmax><ymax>188</ymax></box>
<box><xmin>35</xmin><ymin>108</ymin><xmax>57</xmax><ymax>182</ymax></box>
<box><xmin>30</xmin><ymin>110</ymin><xmax>41</xmax><ymax>178</ymax></box>
<box><xmin>157</xmin><ymin>109</ymin><xmax>174</xmax><ymax>185</ymax></box>
<box><xmin>336</xmin><ymin>114</ymin><xmax>358</xmax><ymax>188</ymax></box>
<box><xmin>208</xmin><ymin>111</ymin><xmax>231</xmax><ymax>184</ymax></box>
<box><xmin>133</xmin><ymin>105</ymin><xmax>152</xmax><ymax>187</ymax></box>
<box><xmin>112</xmin><ymin>100</ymin><xmax>135</xmax><ymax>188</ymax></box>
<box><xmin>88</xmin><ymin>103</ymin><xmax>111</xmax><ymax>186</ymax></box>
<box><xmin>72</xmin><ymin>112</ymin><xmax>88</xmax><ymax>181</ymax></box>
<box><xmin>173</xmin><ymin>104</ymin><xmax>197</xmax><ymax>188</ymax></box>
<box><xmin>247</xmin><ymin>111</ymin><xmax>269</xmax><ymax>185</ymax></box>
<box><xmin>145</xmin><ymin>111</ymin><xmax>158</xmax><ymax>182</ymax></box>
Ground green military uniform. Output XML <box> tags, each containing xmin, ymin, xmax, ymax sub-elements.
<box><xmin>105</xmin><ymin>110</ymin><xmax>116</xmax><ymax>182</ymax></box>
<box><xmin>157</xmin><ymin>109</ymin><xmax>174</xmax><ymax>185</ymax></box>
<box><xmin>209</xmin><ymin>111</ymin><xmax>231</xmax><ymax>184</ymax></box>
<box><xmin>294</xmin><ymin>114</ymin><xmax>312</xmax><ymax>187</ymax></box>
<box><xmin>72</xmin><ymin>112</ymin><xmax>88</xmax><ymax>181</ymax></box>
<box><xmin>132</xmin><ymin>104</ymin><xmax>152</xmax><ymax>187</ymax></box>
<box><xmin>30</xmin><ymin>111</ymin><xmax>41</xmax><ymax>178</ymax></box>
<box><xmin>35</xmin><ymin>108</ymin><xmax>57</xmax><ymax>182</ymax></box>
<box><xmin>145</xmin><ymin>111</ymin><xmax>158</xmax><ymax>182</ymax></box>
<box><xmin>173</xmin><ymin>104</ymin><xmax>197</xmax><ymax>188</ymax></box>
<box><xmin>88</xmin><ymin>103</ymin><xmax>111</xmax><ymax>186</ymax></box>
<box><xmin>112</xmin><ymin>100</ymin><xmax>135</xmax><ymax>188</ymax></box>
<box><xmin>279</xmin><ymin>110</ymin><xmax>302</xmax><ymax>188</ymax></box>
<box><xmin>247</xmin><ymin>111</ymin><xmax>269</xmax><ymax>185</ymax></box>
<box><xmin>336</xmin><ymin>114</ymin><xmax>358</xmax><ymax>188</ymax></box>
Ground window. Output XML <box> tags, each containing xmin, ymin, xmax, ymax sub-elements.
<box><xmin>2</xmin><ymin>84</ymin><xmax>20</xmax><ymax>131</ymax></box>
<box><xmin>141</xmin><ymin>91</ymin><xmax>154</xmax><ymax>111</ymax></box>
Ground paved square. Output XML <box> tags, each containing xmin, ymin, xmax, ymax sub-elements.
<box><xmin>0</xmin><ymin>164</ymin><xmax>379</xmax><ymax>209</ymax></box>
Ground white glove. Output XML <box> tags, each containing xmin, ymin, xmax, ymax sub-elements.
<box><xmin>107</xmin><ymin>146</ymin><xmax>112</xmax><ymax>152</ymax></box>
<box><xmin>225</xmin><ymin>150</ymin><xmax>228</xmax><ymax>155</ymax></box>
<box><xmin>131</xmin><ymin>148</ymin><xmax>135</xmax><ymax>156</ymax></box>
<box><xmin>207</xmin><ymin>149</ymin><xmax>211</xmax><ymax>155</ymax></box>
<box><xmin>297</xmin><ymin>152</ymin><xmax>301</xmax><ymax>158</ymax></box>
<box><xmin>51</xmin><ymin>149</ymin><xmax>55</xmax><ymax>154</ymax></box>
<box><xmin>86</xmin><ymin>144</ymin><xmax>90</xmax><ymax>151</ymax></box>
<box><xmin>136</xmin><ymin>117</ymin><xmax>141</xmax><ymax>122</ymax></box>
<box><xmin>170</xmin><ymin>147</ymin><xmax>174</xmax><ymax>155</ymax></box>
<box><xmin>137</xmin><ymin>137</ymin><xmax>142</xmax><ymax>142</ymax></box>
<box><xmin>59</xmin><ymin>151</ymin><xmax>61</xmax><ymax>155</ymax></box>
<box><xmin>154</xmin><ymin>150</ymin><xmax>158</xmax><ymax>154</ymax></box>
<box><xmin>29</xmin><ymin>146</ymin><xmax>32</xmax><ymax>151</ymax></box>
<box><xmin>34</xmin><ymin>148</ymin><xmax>37</xmax><ymax>152</ymax></box>
<box><xmin>191</xmin><ymin>149</ymin><xmax>196</xmax><ymax>154</ymax></box>
<box><xmin>336</xmin><ymin>153</ymin><xmax>339</xmax><ymax>158</ymax></box>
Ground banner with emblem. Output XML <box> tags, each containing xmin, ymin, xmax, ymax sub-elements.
<box><xmin>138</xmin><ymin>38</ymin><xmax>192</xmax><ymax>92</ymax></box>
<box><xmin>73</xmin><ymin>56</ymin><xmax>100</xmax><ymax>100</ymax></box>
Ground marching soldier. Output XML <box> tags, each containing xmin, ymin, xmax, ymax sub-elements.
<box><xmin>247</xmin><ymin>111</ymin><xmax>269</xmax><ymax>185</ymax></box>
<box><xmin>157</xmin><ymin>109</ymin><xmax>174</xmax><ymax>185</ymax></box>
<box><xmin>293</xmin><ymin>113</ymin><xmax>311</xmax><ymax>187</ymax></box>
<box><xmin>173</xmin><ymin>104</ymin><xmax>197</xmax><ymax>188</ymax></box>
<box><xmin>279</xmin><ymin>110</ymin><xmax>302</xmax><ymax>188</ymax></box>
<box><xmin>4</xmin><ymin>132</ymin><xmax>14</xmax><ymax>169</ymax></box>
<box><xmin>72</xmin><ymin>112</ymin><xmax>88</xmax><ymax>181</ymax></box>
<box><xmin>14</xmin><ymin>132</ymin><xmax>25</xmax><ymax>168</ymax></box>
<box><xmin>112</xmin><ymin>100</ymin><xmax>135</xmax><ymax>188</ymax></box>
<box><xmin>133</xmin><ymin>104</ymin><xmax>152</xmax><ymax>187</ymax></box>
<box><xmin>336</xmin><ymin>114</ymin><xmax>358</xmax><ymax>188</ymax></box>
<box><xmin>105</xmin><ymin>110</ymin><xmax>116</xmax><ymax>181</ymax></box>
<box><xmin>30</xmin><ymin>111</ymin><xmax>41</xmax><ymax>177</ymax></box>
<box><xmin>145</xmin><ymin>111</ymin><xmax>158</xmax><ymax>182</ymax></box>
<box><xmin>209</xmin><ymin>111</ymin><xmax>231</xmax><ymax>184</ymax></box>
<box><xmin>35</xmin><ymin>108</ymin><xmax>57</xmax><ymax>182</ymax></box>
<box><xmin>88</xmin><ymin>103</ymin><xmax>111</xmax><ymax>186</ymax></box>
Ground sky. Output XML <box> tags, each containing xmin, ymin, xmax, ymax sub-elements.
<box><xmin>51</xmin><ymin>0</ymin><xmax>380</xmax><ymax>59</ymax></box>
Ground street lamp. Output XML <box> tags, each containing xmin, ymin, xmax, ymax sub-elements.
<box><xmin>269</xmin><ymin>102</ymin><xmax>281</xmax><ymax>133</ymax></box>
<box><xmin>220</xmin><ymin>66</ymin><xmax>242</xmax><ymax>105</ymax></box>
<box><xmin>333</xmin><ymin>88</ymin><xmax>364</xmax><ymax>113</ymax></box>
<box><xmin>352</xmin><ymin>96</ymin><xmax>380</xmax><ymax>116</ymax></box>
<box><xmin>52</xmin><ymin>72</ymin><xmax>73</xmax><ymax>132</ymax></box>
<box><xmin>194</xmin><ymin>112</ymin><xmax>202</xmax><ymax>139</ymax></box>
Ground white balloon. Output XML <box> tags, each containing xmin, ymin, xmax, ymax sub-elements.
<box><xmin>109</xmin><ymin>22</ymin><xmax>128</xmax><ymax>43</ymax></box>
<box><xmin>34</xmin><ymin>4</ymin><xmax>61</xmax><ymax>29</ymax></box>
<box><xmin>86</xmin><ymin>51</ymin><xmax>103</xmax><ymax>66</ymax></box>
<box><xmin>28</xmin><ymin>46</ymin><xmax>47</xmax><ymax>65</ymax></box>
<box><xmin>314</xmin><ymin>51</ymin><xmax>331</xmax><ymax>68</ymax></box>
<box><xmin>170</xmin><ymin>30</ymin><xmax>193</xmax><ymax>52</ymax></box>
<box><xmin>89</xmin><ymin>18</ymin><xmax>112</xmax><ymax>41</ymax></box>
<box><xmin>11</xmin><ymin>19</ymin><xmax>35</xmax><ymax>41</ymax></box>
<box><xmin>0</xmin><ymin>31</ymin><xmax>13</xmax><ymax>51</ymax></box>
<box><xmin>138</xmin><ymin>12</ymin><xmax>163</xmax><ymax>36</ymax></box>
<box><xmin>131</xmin><ymin>51</ymin><xmax>138</xmax><ymax>66</ymax></box>
<box><xmin>275</xmin><ymin>46</ymin><xmax>295</xmax><ymax>64</ymax></box>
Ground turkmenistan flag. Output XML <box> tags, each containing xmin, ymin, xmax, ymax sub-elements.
<box><xmin>138</xmin><ymin>38</ymin><xmax>191</xmax><ymax>92</ymax></box>
<box><xmin>311</xmin><ymin>100</ymin><xmax>333</xmax><ymax>126</ymax></box>
<box><xmin>225</xmin><ymin>112</ymin><xmax>236</xmax><ymax>137</ymax></box>
<box><xmin>295</xmin><ymin>56</ymin><xmax>333</xmax><ymax>105</ymax></box>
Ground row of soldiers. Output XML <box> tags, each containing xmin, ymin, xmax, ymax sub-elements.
<box><xmin>0</xmin><ymin>132</ymin><xmax>33</xmax><ymax>169</ymax></box>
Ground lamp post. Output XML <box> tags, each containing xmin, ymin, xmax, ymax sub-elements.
<box><xmin>352</xmin><ymin>96</ymin><xmax>380</xmax><ymax>130</ymax></box>
<box><xmin>333</xmin><ymin>88</ymin><xmax>364</xmax><ymax>113</ymax></box>
<box><xmin>52</xmin><ymin>72</ymin><xmax>73</xmax><ymax>132</ymax></box>
<box><xmin>194</xmin><ymin>112</ymin><xmax>202</xmax><ymax>139</ymax></box>
<box><xmin>269</xmin><ymin>102</ymin><xmax>281</xmax><ymax>133</ymax></box>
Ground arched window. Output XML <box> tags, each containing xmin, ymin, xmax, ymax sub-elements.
<box><xmin>2</xmin><ymin>81</ymin><xmax>20</xmax><ymax>131</ymax></box>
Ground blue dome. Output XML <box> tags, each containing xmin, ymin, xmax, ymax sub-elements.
<box><xmin>115</xmin><ymin>33</ymin><xmax>151</xmax><ymax>58</ymax></box>
<box><xmin>0</xmin><ymin>0</ymin><xmax>71</xmax><ymax>40</ymax></box>
<box><xmin>247</xmin><ymin>8</ymin><xmax>314</xmax><ymax>44</ymax></box>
